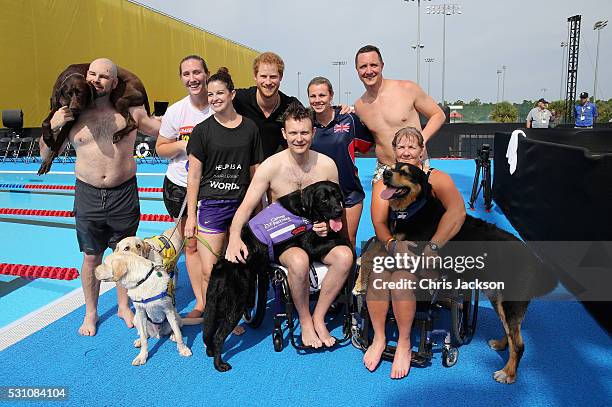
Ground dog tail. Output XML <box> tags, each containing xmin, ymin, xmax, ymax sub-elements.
<box><xmin>181</xmin><ymin>317</ymin><xmax>204</xmax><ymax>325</ymax></box>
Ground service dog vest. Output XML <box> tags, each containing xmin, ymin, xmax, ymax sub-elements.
<box><xmin>248</xmin><ymin>202</ymin><xmax>313</xmax><ymax>261</ymax></box>
<box><xmin>148</xmin><ymin>235</ymin><xmax>178</xmax><ymax>273</ymax></box>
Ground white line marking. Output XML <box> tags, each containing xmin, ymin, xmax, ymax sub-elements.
<box><xmin>0</xmin><ymin>282</ymin><xmax>116</xmax><ymax>351</ymax></box>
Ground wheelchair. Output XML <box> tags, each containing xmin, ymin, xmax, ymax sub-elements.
<box><xmin>350</xmin><ymin>237</ymin><xmax>479</xmax><ymax>368</ymax></box>
<box><xmin>241</xmin><ymin>260</ymin><xmax>354</xmax><ymax>352</ymax></box>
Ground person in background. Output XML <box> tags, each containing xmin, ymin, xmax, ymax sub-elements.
<box><xmin>526</xmin><ymin>98</ymin><xmax>552</xmax><ymax>128</ymax></box>
<box><xmin>574</xmin><ymin>92</ymin><xmax>598</xmax><ymax>128</ymax></box>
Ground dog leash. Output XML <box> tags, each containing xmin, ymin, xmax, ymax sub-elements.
<box><xmin>166</xmin><ymin>197</ymin><xmax>189</xmax><ymax>255</ymax></box>
<box><xmin>193</xmin><ymin>234</ymin><xmax>222</xmax><ymax>258</ymax></box>
<box><xmin>163</xmin><ymin>196</ymin><xmax>221</xmax><ymax>258</ymax></box>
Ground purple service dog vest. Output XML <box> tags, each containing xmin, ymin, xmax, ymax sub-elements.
<box><xmin>248</xmin><ymin>202</ymin><xmax>313</xmax><ymax>261</ymax></box>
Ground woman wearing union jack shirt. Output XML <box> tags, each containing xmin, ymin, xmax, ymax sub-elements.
<box><xmin>308</xmin><ymin>77</ymin><xmax>374</xmax><ymax>249</ymax></box>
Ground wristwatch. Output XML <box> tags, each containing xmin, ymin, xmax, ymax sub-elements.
<box><xmin>426</xmin><ymin>242</ymin><xmax>439</xmax><ymax>252</ymax></box>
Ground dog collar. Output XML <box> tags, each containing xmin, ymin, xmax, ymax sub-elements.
<box><xmin>132</xmin><ymin>264</ymin><xmax>156</xmax><ymax>288</ymax></box>
<box><xmin>390</xmin><ymin>196</ymin><xmax>427</xmax><ymax>221</ymax></box>
<box><xmin>132</xmin><ymin>291</ymin><xmax>168</xmax><ymax>304</ymax></box>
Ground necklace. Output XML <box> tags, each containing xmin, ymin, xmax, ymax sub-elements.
<box><xmin>288</xmin><ymin>155</ymin><xmax>313</xmax><ymax>190</ymax></box>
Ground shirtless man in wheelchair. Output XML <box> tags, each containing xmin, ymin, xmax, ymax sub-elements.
<box><xmin>225</xmin><ymin>103</ymin><xmax>354</xmax><ymax>348</ymax></box>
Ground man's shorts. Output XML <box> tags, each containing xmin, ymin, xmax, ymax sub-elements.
<box><xmin>163</xmin><ymin>176</ymin><xmax>187</xmax><ymax>219</ymax></box>
<box><xmin>372</xmin><ymin>161</ymin><xmax>391</xmax><ymax>184</ymax></box>
<box><xmin>74</xmin><ymin>177</ymin><xmax>140</xmax><ymax>255</ymax></box>
<box><xmin>197</xmin><ymin>199</ymin><xmax>241</xmax><ymax>234</ymax></box>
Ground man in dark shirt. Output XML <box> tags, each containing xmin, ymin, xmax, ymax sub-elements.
<box><xmin>233</xmin><ymin>52</ymin><xmax>300</xmax><ymax>158</ymax></box>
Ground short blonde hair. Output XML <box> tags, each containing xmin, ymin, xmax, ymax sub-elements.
<box><xmin>392</xmin><ymin>127</ymin><xmax>424</xmax><ymax>149</ymax></box>
<box><xmin>253</xmin><ymin>52</ymin><xmax>285</xmax><ymax>77</ymax></box>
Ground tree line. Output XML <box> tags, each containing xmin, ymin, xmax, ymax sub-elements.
<box><xmin>447</xmin><ymin>98</ymin><xmax>612</xmax><ymax>123</ymax></box>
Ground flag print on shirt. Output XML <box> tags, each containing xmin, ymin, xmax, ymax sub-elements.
<box><xmin>334</xmin><ymin>123</ymin><xmax>350</xmax><ymax>133</ymax></box>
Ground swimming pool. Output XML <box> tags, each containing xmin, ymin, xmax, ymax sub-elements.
<box><xmin>0</xmin><ymin>162</ymin><xmax>171</xmax><ymax>328</ymax></box>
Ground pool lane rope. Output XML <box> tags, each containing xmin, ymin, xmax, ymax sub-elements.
<box><xmin>0</xmin><ymin>263</ymin><xmax>79</xmax><ymax>280</ymax></box>
<box><xmin>0</xmin><ymin>184</ymin><xmax>163</xmax><ymax>193</ymax></box>
<box><xmin>0</xmin><ymin>208</ymin><xmax>173</xmax><ymax>222</ymax></box>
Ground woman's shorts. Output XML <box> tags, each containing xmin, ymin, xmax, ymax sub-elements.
<box><xmin>197</xmin><ymin>199</ymin><xmax>241</xmax><ymax>234</ymax></box>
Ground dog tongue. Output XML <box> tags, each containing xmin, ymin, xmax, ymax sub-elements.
<box><xmin>380</xmin><ymin>187</ymin><xmax>398</xmax><ymax>200</ymax></box>
<box><xmin>329</xmin><ymin>218</ymin><xmax>343</xmax><ymax>232</ymax></box>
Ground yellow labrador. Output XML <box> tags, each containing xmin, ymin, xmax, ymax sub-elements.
<box><xmin>115</xmin><ymin>226</ymin><xmax>183</xmax><ymax>271</ymax></box>
<box><xmin>95</xmin><ymin>251</ymin><xmax>198</xmax><ymax>366</ymax></box>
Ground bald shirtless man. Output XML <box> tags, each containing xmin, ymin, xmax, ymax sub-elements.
<box><xmin>225</xmin><ymin>103</ymin><xmax>354</xmax><ymax>348</ymax></box>
<box><xmin>354</xmin><ymin>45</ymin><xmax>446</xmax><ymax>182</ymax></box>
<box><xmin>40</xmin><ymin>58</ymin><xmax>160</xmax><ymax>336</ymax></box>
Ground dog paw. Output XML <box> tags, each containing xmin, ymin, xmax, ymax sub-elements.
<box><xmin>215</xmin><ymin>361</ymin><xmax>232</xmax><ymax>372</ymax></box>
<box><xmin>178</xmin><ymin>345</ymin><xmax>192</xmax><ymax>357</ymax></box>
<box><xmin>131</xmin><ymin>353</ymin><xmax>148</xmax><ymax>366</ymax></box>
<box><xmin>488</xmin><ymin>338</ymin><xmax>508</xmax><ymax>351</ymax></box>
<box><xmin>206</xmin><ymin>347</ymin><xmax>214</xmax><ymax>357</ymax></box>
<box><xmin>493</xmin><ymin>369</ymin><xmax>516</xmax><ymax>384</ymax></box>
<box><xmin>133</xmin><ymin>338</ymin><xmax>142</xmax><ymax>348</ymax></box>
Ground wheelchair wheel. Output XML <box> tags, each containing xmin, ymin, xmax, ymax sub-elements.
<box><xmin>342</xmin><ymin>316</ymin><xmax>351</xmax><ymax>337</ymax></box>
<box><xmin>243</xmin><ymin>270</ymin><xmax>268</xmax><ymax>328</ymax></box>
<box><xmin>451</xmin><ymin>288</ymin><xmax>479</xmax><ymax>346</ymax></box>
<box><xmin>273</xmin><ymin>329</ymin><xmax>283</xmax><ymax>352</ymax></box>
<box><xmin>442</xmin><ymin>346</ymin><xmax>459</xmax><ymax>367</ymax></box>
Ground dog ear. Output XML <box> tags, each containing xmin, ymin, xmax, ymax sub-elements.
<box><xmin>301</xmin><ymin>186</ymin><xmax>315</xmax><ymax>218</ymax></box>
<box><xmin>87</xmin><ymin>82</ymin><xmax>96</xmax><ymax>104</ymax></box>
<box><xmin>143</xmin><ymin>241</ymin><xmax>152</xmax><ymax>258</ymax></box>
<box><xmin>111</xmin><ymin>258</ymin><xmax>129</xmax><ymax>282</ymax></box>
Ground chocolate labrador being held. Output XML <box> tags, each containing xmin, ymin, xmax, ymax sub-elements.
<box><xmin>38</xmin><ymin>63</ymin><xmax>150</xmax><ymax>175</ymax></box>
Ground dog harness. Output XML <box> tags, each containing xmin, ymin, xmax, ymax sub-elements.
<box><xmin>248</xmin><ymin>201</ymin><xmax>313</xmax><ymax>261</ymax></box>
<box><xmin>131</xmin><ymin>265</ymin><xmax>176</xmax><ymax>308</ymax></box>
<box><xmin>148</xmin><ymin>234</ymin><xmax>179</xmax><ymax>273</ymax></box>
<box><xmin>389</xmin><ymin>168</ymin><xmax>434</xmax><ymax>222</ymax></box>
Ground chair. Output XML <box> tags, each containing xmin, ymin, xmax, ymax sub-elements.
<box><xmin>1</xmin><ymin>110</ymin><xmax>23</xmax><ymax>162</ymax></box>
<box><xmin>350</xmin><ymin>237</ymin><xmax>479</xmax><ymax>368</ymax></box>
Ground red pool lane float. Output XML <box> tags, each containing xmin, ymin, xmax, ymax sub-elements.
<box><xmin>0</xmin><ymin>263</ymin><xmax>79</xmax><ymax>280</ymax></box>
<box><xmin>0</xmin><ymin>208</ymin><xmax>173</xmax><ymax>222</ymax></box>
<box><xmin>23</xmin><ymin>184</ymin><xmax>162</xmax><ymax>193</ymax></box>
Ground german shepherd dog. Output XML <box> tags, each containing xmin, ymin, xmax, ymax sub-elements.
<box><xmin>39</xmin><ymin>63</ymin><xmax>150</xmax><ymax>175</ymax></box>
<box><xmin>371</xmin><ymin>162</ymin><xmax>557</xmax><ymax>383</ymax></box>
<box><xmin>203</xmin><ymin>181</ymin><xmax>351</xmax><ymax>372</ymax></box>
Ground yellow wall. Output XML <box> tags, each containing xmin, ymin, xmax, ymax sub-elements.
<box><xmin>0</xmin><ymin>0</ymin><xmax>259</xmax><ymax>127</ymax></box>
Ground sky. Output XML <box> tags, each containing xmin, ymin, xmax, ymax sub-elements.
<box><xmin>136</xmin><ymin>0</ymin><xmax>611</xmax><ymax>106</ymax></box>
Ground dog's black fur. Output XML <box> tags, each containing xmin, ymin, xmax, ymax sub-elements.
<box><xmin>39</xmin><ymin>63</ymin><xmax>150</xmax><ymax>175</ymax></box>
<box><xmin>202</xmin><ymin>181</ymin><xmax>351</xmax><ymax>372</ymax></box>
<box><xmin>381</xmin><ymin>163</ymin><xmax>558</xmax><ymax>383</ymax></box>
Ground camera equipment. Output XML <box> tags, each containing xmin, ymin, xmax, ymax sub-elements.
<box><xmin>468</xmin><ymin>144</ymin><xmax>492</xmax><ymax>211</ymax></box>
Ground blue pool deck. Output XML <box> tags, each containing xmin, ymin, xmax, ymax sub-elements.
<box><xmin>0</xmin><ymin>159</ymin><xmax>610</xmax><ymax>406</ymax></box>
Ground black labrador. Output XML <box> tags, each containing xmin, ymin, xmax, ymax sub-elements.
<box><xmin>202</xmin><ymin>180</ymin><xmax>351</xmax><ymax>372</ymax></box>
